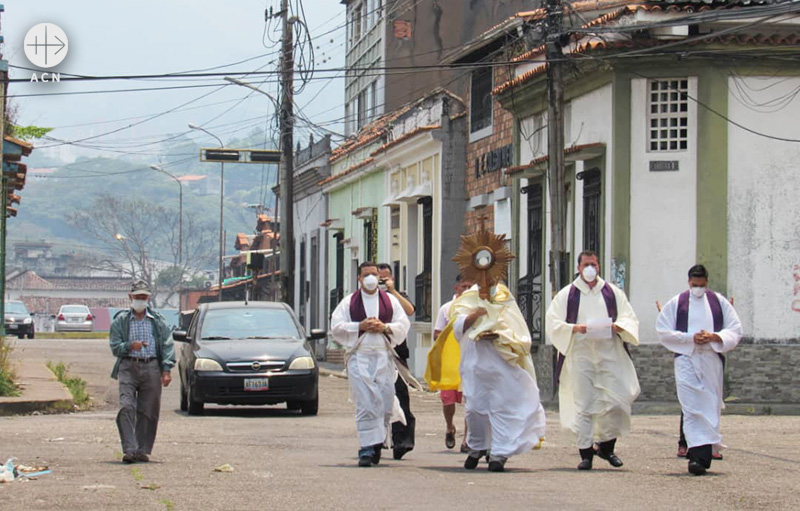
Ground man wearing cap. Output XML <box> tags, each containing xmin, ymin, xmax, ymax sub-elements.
<box><xmin>109</xmin><ymin>280</ymin><xmax>175</xmax><ymax>463</ymax></box>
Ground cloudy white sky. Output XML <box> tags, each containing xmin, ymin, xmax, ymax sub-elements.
<box><xmin>2</xmin><ymin>0</ymin><xmax>346</xmax><ymax>161</ymax></box>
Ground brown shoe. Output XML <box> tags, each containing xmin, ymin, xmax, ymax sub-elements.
<box><xmin>122</xmin><ymin>453</ymin><xmax>136</xmax><ymax>464</ymax></box>
<box><xmin>134</xmin><ymin>453</ymin><xmax>150</xmax><ymax>463</ymax></box>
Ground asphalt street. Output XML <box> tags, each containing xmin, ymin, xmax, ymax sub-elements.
<box><xmin>1</xmin><ymin>338</ymin><xmax>799</xmax><ymax>511</ymax></box>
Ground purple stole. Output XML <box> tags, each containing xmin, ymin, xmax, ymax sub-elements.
<box><xmin>555</xmin><ymin>282</ymin><xmax>621</xmax><ymax>384</ymax></box>
<box><xmin>676</xmin><ymin>290</ymin><xmax>722</xmax><ymax>332</ymax></box>
<box><xmin>349</xmin><ymin>289</ymin><xmax>394</xmax><ymax>337</ymax></box>
<box><xmin>675</xmin><ymin>290</ymin><xmax>725</xmax><ymax>364</ymax></box>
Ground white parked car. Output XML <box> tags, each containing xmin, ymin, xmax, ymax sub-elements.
<box><xmin>55</xmin><ymin>304</ymin><xmax>94</xmax><ymax>332</ymax></box>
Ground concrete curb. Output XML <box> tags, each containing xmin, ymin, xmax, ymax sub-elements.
<box><xmin>318</xmin><ymin>366</ymin><xmax>347</xmax><ymax>379</ymax></box>
<box><xmin>0</xmin><ymin>358</ymin><xmax>74</xmax><ymax>416</ymax></box>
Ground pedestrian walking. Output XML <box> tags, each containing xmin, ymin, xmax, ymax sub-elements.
<box><xmin>109</xmin><ymin>280</ymin><xmax>175</xmax><ymax>463</ymax></box>
<box><xmin>656</xmin><ymin>264</ymin><xmax>742</xmax><ymax>475</ymax></box>
<box><xmin>377</xmin><ymin>263</ymin><xmax>416</xmax><ymax>460</ymax></box>
<box><xmin>330</xmin><ymin>262</ymin><xmax>411</xmax><ymax>467</ymax></box>
<box><xmin>545</xmin><ymin>250</ymin><xmax>640</xmax><ymax>470</ymax></box>
<box><xmin>430</xmin><ymin>275</ymin><xmax>473</xmax><ymax>452</ymax></box>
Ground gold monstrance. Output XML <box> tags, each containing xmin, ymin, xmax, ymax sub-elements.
<box><xmin>452</xmin><ymin>222</ymin><xmax>515</xmax><ymax>301</ymax></box>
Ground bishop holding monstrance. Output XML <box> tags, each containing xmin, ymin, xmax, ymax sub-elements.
<box><xmin>428</xmin><ymin>228</ymin><xmax>546</xmax><ymax>472</ymax></box>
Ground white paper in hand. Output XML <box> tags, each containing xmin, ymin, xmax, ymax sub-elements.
<box><xmin>586</xmin><ymin>317</ymin><xmax>612</xmax><ymax>340</ymax></box>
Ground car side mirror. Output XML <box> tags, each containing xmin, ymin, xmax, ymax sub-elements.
<box><xmin>308</xmin><ymin>329</ymin><xmax>326</xmax><ymax>340</ymax></box>
<box><xmin>173</xmin><ymin>330</ymin><xmax>189</xmax><ymax>343</ymax></box>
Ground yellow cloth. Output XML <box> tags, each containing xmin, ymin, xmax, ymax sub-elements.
<box><xmin>450</xmin><ymin>284</ymin><xmax>535</xmax><ymax>379</ymax></box>
<box><xmin>425</xmin><ymin>321</ymin><xmax>462</xmax><ymax>391</ymax></box>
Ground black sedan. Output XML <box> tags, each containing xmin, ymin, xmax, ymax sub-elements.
<box><xmin>173</xmin><ymin>301</ymin><xmax>325</xmax><ymax>416</ymax></box>
<box><xmin>4</xmin><ymin>301</ymin><xmax>35</xmax><ymax>339</ymax></box>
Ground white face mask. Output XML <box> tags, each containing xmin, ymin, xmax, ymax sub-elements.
<box><xmin>131</xmin><ymin>299</ymin><xmax>148</xmax><ymax>313</ymax></box>
<box><xmin>691</xmin><ymin>286</ymin><xmax>706</xmax><ymax>299</ymax></box>
<box><xmin>581</xmin><ymin>265</ymin><xmax>598</xmax><ymax>283</ymax></box>
<box><xmin>362</xmin><ymin>275</ymin><xmax>379</xmax><ymax>292</ymax></box>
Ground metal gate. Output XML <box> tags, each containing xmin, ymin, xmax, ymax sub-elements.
<box><xmin>517</xmin><ymin>182</ymin><xmax>543</xmax><ymax>343</ymax></box>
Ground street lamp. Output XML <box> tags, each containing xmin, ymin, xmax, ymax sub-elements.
<box><xmin>150</xmin><ymin>164</ymin><xmax>184</xmax><ymax>305</ymax></box>
<box><xmin>188</xmin><ymin>123</ymin><xmax>225</xmax><ymax>302</ymax></box>
<box><xmin>223</xmin><ymin>77</ymin><xmax>280</xmax><ymax>109</ymax></box>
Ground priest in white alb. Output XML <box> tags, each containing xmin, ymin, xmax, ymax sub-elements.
<box><xmin>545</xmin><ymin>250</ymin><xmax>640</xmax><ymax>470</ymax></box>
<box><xmin>656</xmin><ymin>264</ymin><xmax>742</xmax><ymax>476</ymax></box>
<box><xmin>449</xmin><ymin>282</ymin><xmax>547</xmax><ymax>472</ymax></box>
<box><xmin>330</xmin><ymin>261</ymin><xmax>411</xmax><ymax>467</ymax></box>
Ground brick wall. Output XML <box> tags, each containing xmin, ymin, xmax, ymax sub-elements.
<box><xmin>463</xmin><ymin>63</ymin><xmax>514</xmax><ymax>235</ymax></box>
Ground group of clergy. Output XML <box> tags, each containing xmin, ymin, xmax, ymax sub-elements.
<box><xmin>330</xmin><ymin>253</ymin><xmax>742</xmax><ymax>476</ymax></box>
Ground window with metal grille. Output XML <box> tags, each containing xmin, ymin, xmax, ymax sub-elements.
<box><xmin>470</xmin><ymin>67</ymin><xmax>493</xmax><ymax>134</ymax></box>
<box><xmin>648</xmin><ymin>79</ymin><xmax>688</xmax><ymax>152</ymax></box>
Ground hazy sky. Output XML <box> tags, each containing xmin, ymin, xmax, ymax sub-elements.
<box><xmin>2</xmin><ymin>0</ymin><xmax>346</xmax><ymax>162</ymax></box>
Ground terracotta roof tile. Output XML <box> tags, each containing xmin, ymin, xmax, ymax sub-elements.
<box><xmin>496</xmin><ymin>3</ymin><xmax>795</xmax><ymax>96</ymax></box>
<box><xmin>329</xmin><ymin>88</ymin><xmax>464</xmax><ymax>164</ymax></box>
<box><xmin>318</xmin><ymin>157</ymin><xmax>375</xmax><ymax>187</ymax></box>
<box><xmin>507</xmin><ymin>143</ymin><xmax>607</xmax><ymax>175</ymax></box>
<box><xmin>369</xmin><ymin>125</ymin><xmax>439</xmax><ymax>157</ymax></box>
<box><xmin>235</xmin><ymin>233</ymin><xmax>251</xmax><ymax>249</ymax></box>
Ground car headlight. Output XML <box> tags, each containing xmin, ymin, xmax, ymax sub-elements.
<box><xmin>194</xmin><ymin>358</ymin><xmax>223</xmax><ymax>371</ymax></box>
<box><xmin>23</xmin><ymin>317</ymin><xmax>32</xmax><ymax>324</ymax></box>
<box><xmin>289</xmin><ymin>356</ymin><xmax>315</xmax><ymax>370</ymax></box>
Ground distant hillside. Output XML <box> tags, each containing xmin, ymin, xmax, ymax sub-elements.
<box><xmin>10</xmin><ymin>129</ymin><xmax>280</xmax><ymax>269</ymax></box>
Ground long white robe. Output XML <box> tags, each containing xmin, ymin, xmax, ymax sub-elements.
<box><xmin>330</xmin><ymin>290</ymin><xmax>411</xmax><ymax>448</ymax></box>
<box><xmin>452</xmin><ymin>287</ymin><xmax>546</xmax><ymax>458</ymax></box>
<box><xmin>656</xmin><ymin>292</ymin><xmax>742</xmax><ymax>449</ymax></box>
<box><xmin>545</xmin><ymin>277</ymin><xmax>640</xmax><ymax>448</ymax></box>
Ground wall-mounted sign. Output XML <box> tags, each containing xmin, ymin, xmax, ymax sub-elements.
<box><xmin>649</xmin><ymin>160</ymin><xmax>679</xmax><ymax>172</ymax></box>
<box><xmin>475</xmin><ymin>144</ymin><xmax>513</xmax><ymax>178</ymax></box>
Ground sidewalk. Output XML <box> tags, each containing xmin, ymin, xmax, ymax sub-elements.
<box><xmin>317</xmin><ymin>360</ymin><xmax>346</xmax><ymax>378</ymax></box>
<box><xmin>0</xmin><ymin>356</ymin><xmax>73</xmax><ymax>416</ymax></box>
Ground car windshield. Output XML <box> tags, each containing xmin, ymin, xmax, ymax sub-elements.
<box><xmin>201</xmin><ymin>307</ymin><xmax>300</xmax><ymax>340</ymax></box>
<box><xmin>5</xmin><ymin>303</ymin><xmax>28</xmax><ymax>314</ymax></box>
<box><xmin>62</xmin><ymin>306</ymin><xmax>89</xmax><ymax>314</ymax></box>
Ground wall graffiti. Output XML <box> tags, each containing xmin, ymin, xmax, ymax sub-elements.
<box><xmin>610</xmin><ymin>258</ymin><xmax>627</xmax><ymax>291</ymax></box>
<box><xmin>792</xmin><ymin>264</ymin><xmax>800</xmax><ymax>312</ymax></box>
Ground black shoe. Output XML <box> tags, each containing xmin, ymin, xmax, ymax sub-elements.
<box><xmin>133</xmin><ymin>453</ymin><xmax>150</xmax><ymax>463</ymax></box>
<box><xmin>688</xmin><ymin>461</ymin><xmax>707</xmax><ymax>476</ymax></box>
<box><xmin>122</xmin><ymin>452</ymin><xmax>136</xmax><ymax>464</ymax></box>
<box><xmin>488</xmin><ymin>459</ymin><xmax>506</xmax><ymax>472</ymax></box>
<box><xmin>445</xmin><ymin>430</ymin><xmax>456</xmax><ymax>449</ymax></box>
<box><xmin>597</xmin><ymin>451</ymin><xmax>624</xmax><ymax>467</ymax></box>
<box><xmin>358</xmin><ymin>455</ymin><xmax>372</xmax><ymax>467</ymax></box>
<box><xmin>371</xmin><ymin>445</ymin><xmax>382</xmax><ymax>465</ymax></box>
<box><xmin>577</xmin><ymin>458</ymin><xmax>593</xmax><ymax>470</ymax></box>
<box><xmin>464</xmin><ymin>454</ymin><xmax>481</xmax><ymax>470</ymax></box>
<box><xmin>393</xmin><ymin>446</ymin><xmax>411</xmax><ymax>460</ymax></box>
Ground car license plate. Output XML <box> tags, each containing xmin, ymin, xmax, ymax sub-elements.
<box><xmin>69</xmin><ymin>317</ymin><xmax>81</xmax><ymax>322</ymax></box>
<box><xmin>8</xmin><ymin>324</ymin><xmax>17</xmax><ymax>329</ymax></box>
<box><xmin>244</xmin><ymin>378</ymin><xmax>269</xmax><ymax>391</ymax></box>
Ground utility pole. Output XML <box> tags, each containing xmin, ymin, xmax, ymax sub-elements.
<box><xmin>279</xmin><ymin>0</ymin><xmax>295</xmax><ymax>306</ymax></box>
<box><xmin>546</xmin><ymin>0</ymin><xmax>568</xmax><ymax>293</ymax></box>
<box><xmin>0</xmin><ymin>74</ymin><xmax>6</xmax><ymax>338</ymax></box>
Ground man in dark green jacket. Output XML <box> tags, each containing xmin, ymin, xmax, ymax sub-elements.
<box><xmin>109</xmin><ymin>280</ymin><xmax>175</xmax><ymax>463</ymax></box>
